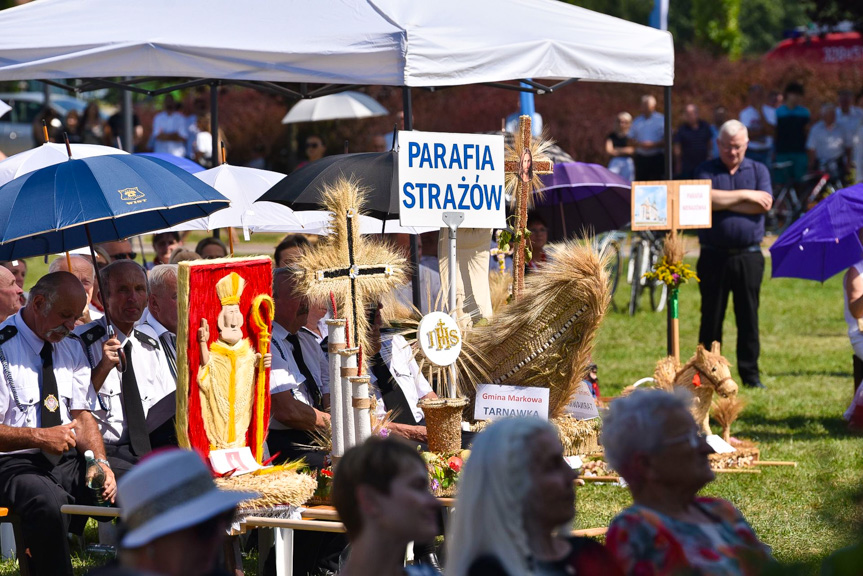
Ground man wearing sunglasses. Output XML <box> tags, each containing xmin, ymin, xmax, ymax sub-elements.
<box><xmin>99</xmin><ymin>239</ymin><xmax>137</xmax><ymax>263</ymax></box>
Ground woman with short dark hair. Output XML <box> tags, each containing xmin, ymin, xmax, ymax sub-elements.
<box><xmin>332</xmin><ymin>437</ymin><xmax>441</xmax><ymax>576</ymax></box>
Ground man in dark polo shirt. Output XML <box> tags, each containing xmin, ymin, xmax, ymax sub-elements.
<box><xmin>696</xmin><ymin>119</ymin><xmax>773</xmax><ymax>389</ymax></box>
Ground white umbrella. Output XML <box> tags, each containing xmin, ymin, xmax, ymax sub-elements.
<box><xmin>0</xmin><ymin>142</ymin><xmax>128</xmax><ymax>187</ymax></box>
<box><xmin>281</xmin><ymin>91</ymin><xmax>388</xmax><ymax>124</ymax></box>
<box><xmin>293</xmin><ymin>211</ymin><xmax>436</xmax><ymax>236</ymax></box>
<box><xmin>0</xmin><ymin>99</ymin><xmax>10</xmax><ymax>119</ymax></box>
<box><xmin>160</xmin><ymin>164</ymin><xmax>303</xmax><ymax>236</ymax></box>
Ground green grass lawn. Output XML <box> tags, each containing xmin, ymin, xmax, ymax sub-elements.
<box><xmin>2</xmin><ymin>253</ymin><xmax>861</xmax><ymax>574</ymax></box>
<box><xmin>578</xmin><ymin>263</ymin><xmax>863</xmax><ymax>574</ymax></box>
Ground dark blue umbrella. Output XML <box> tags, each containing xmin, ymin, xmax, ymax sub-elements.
<box><xmin>136</xmin><ymin>152</ymin><xmax>206</xmax><ymax>174</ymax></box>
<box><xmin>534</xmin><ymin>162</ymin><xmax>631</xmax><ymax>240</ymax></box>
<box><xmin>0</xmin><ymin>154</ymin><xmax>229</xmax><ymax>261</ymax></box>
<box><xmin>770</xmin><ymin>183</ymin><xmax>863</xmax><ymax>281</ymax></box>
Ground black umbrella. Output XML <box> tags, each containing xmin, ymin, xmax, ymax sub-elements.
<box><xmin>258</xmin><ymin>151</ymin><xmax>399</xmax><ymax>221</ymax></box>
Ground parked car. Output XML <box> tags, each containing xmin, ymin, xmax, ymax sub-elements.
<box><xmin>0</xmin><ymin>92</ymin><xmax>92</xmax><ymax>155</ymax></box>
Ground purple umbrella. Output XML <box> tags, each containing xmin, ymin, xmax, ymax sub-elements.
<box><xmin>533</xmin><ymin>162</ymin><xmax>631</xmax><ymax>240</ymax></box>
<box><xmin>136</xmin><ymin>152</ymin><xmax>205</xmax><ymax>174</ymax></box>
<box><xmin>769</xmin><ymin>183</ymin><xmax>863</xmax><ymax>281</ymax></box>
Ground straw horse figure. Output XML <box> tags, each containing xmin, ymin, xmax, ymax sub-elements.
<box><xmin>653</xmin><ymin>342</ymin><xmax>739</xmax><ymax>436</ymax></box>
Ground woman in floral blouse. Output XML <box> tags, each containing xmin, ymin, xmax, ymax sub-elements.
<box><xmin>602</xmin><ymin>389</ymin><xmax>774</xmax><ymax>576</ymax></box>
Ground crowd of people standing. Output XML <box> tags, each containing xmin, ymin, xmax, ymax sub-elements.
<box><xmin>606</xmin><ymin>83</ymin><xmax>863</xmax><ymax>186</ymax></box>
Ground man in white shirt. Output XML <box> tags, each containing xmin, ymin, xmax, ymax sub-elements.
<box><xmin>73</xmin><ymin>261</ymin><xmax>174</xmax><ymax>478</ymax></box>
<box><xmin>0</xmin><ymin>272</ymin><xmax>115</xmax><ymax>576</ymax></box>
<box><xmin>807</xmin><ymin>104</ymin><xmax>852</xmax><ymax>178</ymax></box>
<box><xmin>150</xmin><ymin>95</ymin><xmax>188</xmax><ymax>157</ymax></box>
<box><xmin>48</xmin><ymin>254</ymin><xmax>103</xmax><ymax>325</ymax></box>
<box><xmin>368</xmin><ymin>303</ymin><xmax>438</xmax><ymax>444</ymax></box>
<box><xmin>267</xmin><ymin>268</ymin><xmax>331</xmax><ymax>468</ymax></box>
<box><xmin>630</xmin><ymin>94</ymin><xmax>666</xmax><ymax>181</ymax></box>
<box><xmin>739</xmin><ymin>85</ymin><xmax>776</xmax><ymax>166</ymax></box>
<box><xmin>837</xmin><ymin>90</ymin><xmax>863</xmax><ymax>137</ymax></box>
<box><xmin>138</xmin><ymin>264</ymin><xmax>179</xmax><ymax>448</ymax></box>
<box><xmin>0</xmin><ymin>266</ymin><xmax>22</xmax><ymax>322</ymax></box>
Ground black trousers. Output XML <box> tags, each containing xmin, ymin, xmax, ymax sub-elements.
<box><xmin>0</xmin><ymin>451</ymin><xmax>87</xmax><ymax>576</ymax></box>
<box><xmin>635</xmin><ymin>153</ymin><xmax>666</xmax><ymax>181</ymax></box>
<box><xmin>104</xmin><ymin>443</ymin><xmax>139</xmax><ymax>481</ymax></box>
<box><xmin>697</xmin><ymin>248</ymin><xmax>765</xmax><ymax>384</ymax></box>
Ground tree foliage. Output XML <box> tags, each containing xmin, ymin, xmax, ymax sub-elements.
<box><xmin>563</xmin><ymin>0</ymin><xmax>812</xmax><ymax>57</ymax></box>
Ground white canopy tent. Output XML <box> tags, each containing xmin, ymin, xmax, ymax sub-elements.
<box><xmin>0</xmin><ymin>0</ymin><xmax>673</xmax><ymax>87</ymax></box>
<box><xmin>0</xmin><ymin>0</ymin><xmax>674</xmax><ymax>310</ymax></box>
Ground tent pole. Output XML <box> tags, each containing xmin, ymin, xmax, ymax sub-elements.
<box><xmin>122</xmin><ymin>81</ymin><xmax>134</xmax><ymax>152</ymax></box>
<box><xmin>664</xmin><ymin>85</ymin><xmax>673</xmax><ymax>357</ymax></box>
<box><xmin>211</xmin><ymin>82</ymin><xmax>221</xmax><ymax>240</ymax></box>
<box><xmin>403</xmin><ymin>87</ymin><xmax>422</xmax><ymax>310</ymax></box>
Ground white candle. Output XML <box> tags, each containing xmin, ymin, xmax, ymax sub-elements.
<box><xmin>350</xmin><ymin>376</ymin><xmax>372</xmax><ymax>444</ymax></box>
<box><xmin>340</xmin><ymin>348</ymin><xmax>358</xmax><ymax>449</ymax></box>
<box><xmin>326</xmin><ymin>319</ymin><xmax>346</xmax><ymax>458</ymax></box>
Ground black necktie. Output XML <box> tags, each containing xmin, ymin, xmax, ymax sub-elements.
<box><xmin>39</xmin><ymin>343</ymin><xmax>61</xmax><ymax>428</ymax></box>
<box><xmin>285</xmin><ymin>334</ymin><xmax>323</xmax><ymax>410</ymax></box>
<box><xmin>370</xmin><ymin>353</ymin><xmax>417</xmax><ymax>426</ymax></box>
<box><xmin>121</xmin><ymin>341</ymin><xmax>151</xmax><ymax>456</ymax></box>
<box><xmin>159</xmin><ymin>333</ymin><xmax>178</xmax><ymax>381</ymax></box>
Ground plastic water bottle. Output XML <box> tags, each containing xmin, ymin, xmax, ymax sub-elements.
<box><xmin>84</xmin><ymin>450</ymin><xmax>107</xmax><ymax>506</ymax></box>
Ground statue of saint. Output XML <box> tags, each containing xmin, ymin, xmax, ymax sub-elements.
<box><xmin>197</xmin><ymin>272</ymin><xmax>271</xmax><ymax>449</ymax></box>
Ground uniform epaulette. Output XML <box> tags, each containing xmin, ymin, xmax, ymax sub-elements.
<box><xmin>79</xmin><ymin>324</ymin><xmax>107</xmax><ymax>347</ymax></box>
<box><xmin>0</xmin><ymin>326</ymin><xmax>18</xmax><ymax>345</ymax></box>
<box><xmin>133</xmin><ymin>329</ymin><xmax>160</xmax><ymax>350</ymax></box>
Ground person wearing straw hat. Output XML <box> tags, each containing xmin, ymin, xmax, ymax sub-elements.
<box><xmin>87</xmin><ymin>448</ymin><xmax>255</xmax><ymax>576</ymax></box>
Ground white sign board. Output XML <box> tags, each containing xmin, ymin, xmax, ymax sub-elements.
<box><xmin>417</xmin><ymin>312</ymin><xmax>462</xmax><ymax>367</ymax></box>
<box><xmin>474</xmin><ymin>384</ymin><xmax>549</xmax><ymax>421</ymax></box>
<box><xmin>209</xmin><ymin>446</ymin><xmax>264</xmax><ymax>477</ymax></box>
<box><xmin>564</xmin><ymin>381</ymin><xmax>600</xmax><ymax>420</ymax></box>
<box><xmin>677</xmin><ymin>183</ymin><xmax>712</xmax><ymax>228</ymax></box>
<box><xmin>398</xmin><ymin>130</ymin><xmax>506</xmax><ymax>228</ymax></box>
<box><xmin>705</xmin><ymin>434</ymin><xmax>736</xmax><ymax>454</ymax></box>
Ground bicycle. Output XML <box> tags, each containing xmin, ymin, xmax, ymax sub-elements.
<box><xmin>628</xmin><ymin>229</ymin><xmax>667</xmax><ymax>316</ymax></box>
<box><xmin>596</xmin><ymin>229</ymin><xmax>627</xmax><ymax>309</ymax></box>
<box><xmin>767</xmin><ymin>161</ymin><xmax>842</xmax><ymax>235</ymax></box>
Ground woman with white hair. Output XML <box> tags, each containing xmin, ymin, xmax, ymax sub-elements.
<box><xmin>446</xmin><ymin>417</ymin><xmax>621</xmax><ymax>576</ymax></box>
<box><xmin>603</xmin><ymin>389</ymin><xmax>773</xmax><ymax>576</ymax></box>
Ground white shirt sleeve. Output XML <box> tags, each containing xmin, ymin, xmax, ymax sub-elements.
<box><xmin>269</xmin><ymin>339</ymin><xmax>305</xmax><ymax>395</ymax></box>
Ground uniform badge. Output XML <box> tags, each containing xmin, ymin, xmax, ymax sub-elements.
<box><xmin>43</xmin><ymin>394</ymin><xmax>59</xmax><ymax>413</ymax></box>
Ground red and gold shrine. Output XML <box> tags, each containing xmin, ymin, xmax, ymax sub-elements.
<box><xmin>175</xmin><ymin>256</ymin><xmax>274</xmax><ymax>461</ymax></box>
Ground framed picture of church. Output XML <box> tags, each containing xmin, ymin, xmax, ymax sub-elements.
<box><xmin>631</xmin><ymin>182</ymin><xmax>670</xmax><ymax>231</ymax></box>
<box><xmin>174</xmin><ymin>256</ymin><xmax>274</xmax><ymax>458</ymax></box>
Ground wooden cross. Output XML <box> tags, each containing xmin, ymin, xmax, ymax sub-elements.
<box><xmin>503</xmin><ymin>115</ymin><xmax>553</xmax><ymax>300</ymax></box>
<box><xmin>296</xmin><ymin>179</ymin><xmax>407</xmax><ymax>361</ymax></box>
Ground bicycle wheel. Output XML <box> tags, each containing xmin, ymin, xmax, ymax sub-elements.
<box><xmin>647</xmin><ymin>241</ymin><xmax>667</xmax><ymax>312</ymax></box>
<box><xmin>769</xmin><ymin>187</ymin><xmax>797</xmax><ymax>235</ymax></box>
<box><xmin>628</xmin><ymin>241</ymin><xmax>646</xmax><ymax>316</ymax></box>
<box><xmin>604</xmin><ymin>241</ymin><xmax>622</xmax><ymax>301</ymax></box>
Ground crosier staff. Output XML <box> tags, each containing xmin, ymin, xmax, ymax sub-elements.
<box><xmin>250</xmin><ymin>294</ymin><xmax>275</xmax><ymax>463</ymax></box>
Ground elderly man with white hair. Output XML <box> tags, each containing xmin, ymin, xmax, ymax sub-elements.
<box><xmin>48</xmin><ymin>254</ymin><xmax>103</xmax><ymax>324</ymax></box>
<box><xmin>696</xmin><ymin>120</ymin><xmax>772</xmax><ymax>389</ymax></box>
<box><xmin>138</xmin><ymin>264</ymin><xmax>180</xmax><ymax>448</ymax></box>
